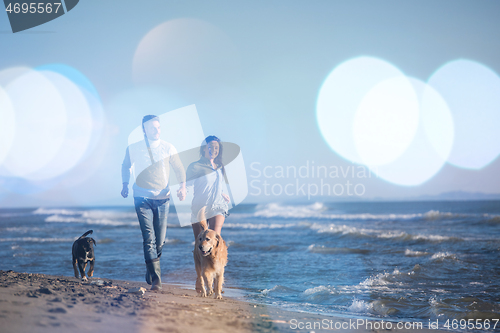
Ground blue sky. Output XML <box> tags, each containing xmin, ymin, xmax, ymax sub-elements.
<box><xmin>1</xmin><ymin>0</ymin><xmax>500</xmax><ymax>207</ymax></box>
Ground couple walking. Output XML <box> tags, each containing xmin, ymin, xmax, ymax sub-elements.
<box><xmin>121</xmin><ymin>115</ymin><xmax>229</xmax><ymax>290</ymax></box>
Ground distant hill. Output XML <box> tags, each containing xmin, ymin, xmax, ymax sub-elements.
<box><xmin>244</xmin><ymin>191</ymin><xmax>500</xmax><ymax>204</ymax></box>
<box><xmin>406</xmin><ymin>191</ymin><xmax>500</xmax><ymax>201</ymax></box>
<box><xmin>341</xmin><ymin>191</ymin><xmax>500</xmax><ymax>202</ymax></box>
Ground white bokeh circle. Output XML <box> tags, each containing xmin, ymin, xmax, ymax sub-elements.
<box><xmin>133</xmin><ymin>18</ymin><xmax>239</xmax><ymax>89</ymax></box>
<box><xmin>316</xmin><ymin>56</ymin><xmax>463</xmax><ymax>186</ymax></box>
<box><xmin>0</xmin><ymin>66</ymin><xmax>31</xmax><ymax>87</ymax></box>
<box><xmin>369</xmin><ymin>78</ymin><xmax>454</xmax><ymax>186</ymax></box>
<box><xmin>428</xmin><ymin>59</ymin><xmax>500</xmax><ymax>169</ymax></box>
<box><xmin>0</xmin><ymin>87</ymin><xmax>16</xmax><ymax>165</ymax></box>
<box><xmin>25</xmin><ymin>70</ymin><xmax>93</xmax><ymax>180</ymax></box>
<box><xmin>2</xmin><ymin>70</ymin><xmax>67</xmax><ymax>178</ymax></box>
<box><xmin>0</xmin><ymin>64</ymin><xmax>104</xmax><ymax>187</ymax></box>
<box><xmin>353</xmin><ymin>76</ymin><xmax>419</xmax><ymax>166</ymax></box>
<box><xmin>36</xmin><ymin>63</ymin><xmax>106</xmax><ymax>164</ymax></box>
<box><xmin>316</xmin><ymin>57</ymin><xmax>406</xmax><ymax>164</ymax></box>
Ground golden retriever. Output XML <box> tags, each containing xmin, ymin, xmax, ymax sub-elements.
<box><xmin>193</xmin><ymin>207</ymin><xmax>228</xmax><ymax>299</ymax></box>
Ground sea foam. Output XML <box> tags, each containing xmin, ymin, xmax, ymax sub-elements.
<box><xmin>348</xmin><ymin>298</ymin><xmax>373</xmax><ymax>313</ymax></box>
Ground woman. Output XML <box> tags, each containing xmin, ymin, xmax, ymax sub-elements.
<box><xmin>187</xmin><ymin>135</ymin><xmax>230</xmax><ymax>239</ymax></box>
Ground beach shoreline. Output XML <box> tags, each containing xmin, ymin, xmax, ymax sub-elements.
<box><xmin>0</xmin><ymin>270</ymin><xmax>449</xmax><ymax>333</ymax></box>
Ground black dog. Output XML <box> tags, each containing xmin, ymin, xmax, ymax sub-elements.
<box><xmin>72</xmin><ymin>230</ymin><xmax>96</xmax><ymax>281</ymax></box>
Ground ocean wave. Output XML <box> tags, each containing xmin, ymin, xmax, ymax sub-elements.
<box><xmin>303</xmin><ymin>285</ymin><xmax>336</xmax><ymax>296</ymax></box>
<box><xmin>424</xmin><ymin>210</ymin><xmax>458</xmax><ymax>219</ymax></box>
<box><xmin>427</xmin><ymin>296</ymin><xmax>500</xmax><ymax>320</ymax></box>
<box><xmin>261</xmin><ymin>285</ymin><xmax>299</xmax><ymax>296</ymax></box>
<box><xmin>44</xmin><ymin>214</ymin><xmax>136</xmax><ymax>226</ymax></box>
<box><xmin>301</xmin><ymin>285</ymin><xmax>339</xmax><ymax>302</ymax></box>
<box><xmin>482</xmin><ymin>214</ymin><xmax>500</xmax><ymax>222</ymax></box>
<box><xmin>469</xmin><ymin>282</ymin><xmax>484</xmax><ymax>286</ymax></box>
<box><xmin>255</xmin><ymin>203</ymin><xmax>423</xmax><ymax>221</ymax></box>
<box><xmin>223</xmin><ymin>222</ymin><xmax>300</xmax><ymax>229</ymax></box>
<box><xmin>378</xmin><ymin>232</ymin><xmax>458</xmax><ymax>242</ymax></box>
<box><xmin>311</xmin><ymin>223</ymin><xmax>374</xmax><ymax>236</ymax></box>
<box><xmin>33</xmin><ymin>208</ymin><xmax>137</xmax><ymax>221</ymax></box>
<box><xmin>423</xmin><ymin>210</ymin><xmax>498</xmax><ymax>221</ymax></box>
<box><xmin>348</xmin><ymin>298</ymin><xmax>373</xmax><ymax>313</ymax></box>
<box><xmin>360</xmin><ymin>270</ymin><xmax>402</xmax><ymax>287</ymax></box>
<box><xmin>371</xmin><ymin>299</ymin><xmax>400</xmax><ymax>316</ymax></box>
<box><xmin>31</xmin><ymin>205</ymin><xmax>494</xmax><ymax>225</ymax></box>
<box><xmin>413</xmin><ymin>234</ymin><xmax>460</xmax><ymax>242</ymax></box>
<box><xmin>254</xmin><ymin>202</ymin><xmax>327</xmax><ymax>219</ymax></box>
<box><xmin>0</xmin><ymin>237</ymin><xmax>74</xmax><ymax>242</ymax></box>
<box><xmin>308</xmin><ymin>244</ymin><xmax>370</xmax><ymax>255</ymax></box>
<box><xmin>3</xmin><ymin>227</ymin><xmax>44</xmax><ymax>233</ymax></box>
<box><xmin>33</xmin><ymin>208</ymin><xmax>84</xmax><ymax>215</ymax></box>
<box><xmin>430</xmin><ymin>289</ymin><xmax>450</xmax><ymax>293</ymax></box>
<box><xmin>218</xmin><ymin>241</ymin><xmax>293</xmax><ymax>252</ymax></box>
<box><xmin>81</xmin><ymin>211</ymin><xmax>136</xmax><ymax>219</ymax></box>
<box><xmin>405</xmin><ymin>249</ymin><xmax>430</xmax><ymax>257</ymax></box>
<box><xmin>360</xmin><ymin>266</ymin><xmax>422</xmax><ymax>286</ymax></box>
<box><xmin>312</xmin><ymin>223</ymin><xmax>461</xmax><ymax>243</ymax></box>
<box><xmin>430</xmin><ymin>252</ymin><xmax>458</xmax><ymax>261</ymax></box>
<box><xmin>0</xmin><ymin>212</ymin><xmax>33</xmax><ymax>217</ymax></box>
<box><xmin>251</xmin><ymin>203</ymin><xmax>473</xmax><ymax>222</ymax></box>
<box><xmin>377</xmin><ymin>231</ymin><xmax>412</xmax><ymax>240</ymax></box>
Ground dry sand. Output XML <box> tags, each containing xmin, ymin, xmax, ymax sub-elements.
<box><xmin>0</xmin><ymin>270</ymin><xmax>446</xmax><ymax>333</ymax></box>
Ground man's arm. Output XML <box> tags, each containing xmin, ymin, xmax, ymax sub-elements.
<box><xmin>121</xmin><ymin>183</ymin><xmax>129</xmax><ymax>198</ymax></box>
<box><xmin>168</xmin><ymin>148</ymin><xmax>187</xmax><ymax>201</ymax></box>
<box><xmin>121</xmin><ymin>147</ymin><xmax>132</xmax><ymax>198</ymax></box>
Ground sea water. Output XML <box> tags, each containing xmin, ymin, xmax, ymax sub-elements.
<box><xmin>1</xmin><ymin>201</ymin><xmax>499</xmax><ymax>326</ymax></box>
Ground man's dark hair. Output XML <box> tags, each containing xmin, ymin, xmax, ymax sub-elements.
<box><xmin>142</xmin><ymin>115</ymin><xmax>160</xmax><ymax>132</ymax></box>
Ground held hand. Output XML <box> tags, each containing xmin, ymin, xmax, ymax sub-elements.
<box><xmin>121</xmin><ymin>184</ymin><xmax>128</xmax><ymax>198</ymax></box>
<box><xmin>177</xmin><ymin>186</ymin><xmax>187</xmax><ymax>201</ymax></box>
<box><xmin>222</xmin><ymin>193</ymin><xmax>230</xmax><ymax>203</ymax></box>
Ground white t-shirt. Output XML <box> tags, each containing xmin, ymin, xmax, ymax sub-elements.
<box><xmin>122</xmin><ymin>139</ymin><xmax>186</xmax><ymax>200</ymax></box>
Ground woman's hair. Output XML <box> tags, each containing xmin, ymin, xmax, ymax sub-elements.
<box><xmin>200</xmin><ymin>135</ymin><xmax>225</xmax><ymax>175</ymax></box>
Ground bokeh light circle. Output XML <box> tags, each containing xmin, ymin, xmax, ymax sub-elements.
<box><xmin>2</xmin><ymin>70</ymin><xmax>67</xmax><ymax>178</ymax></box>
<box><xmin>26</xmin><ymin>70</ymin><xmax>93</xmax><ymax>180</ymax></box>
<box><xmin>133</xmin><ymin>18</ymin><xmax>239</xmax><ymax>91</ymax></box>
<box><xmin>0</xmin><ymin>66</ymin><xmax>31</xmax><ymax>86</ymax></box>
<box><xmin>369</xmin><ymin>78</ymin><xmax>454</xmax><ymax>186</ymax></box>
<box><xmin>0</xmin><ymin>87</ymin><xmax>16</xmax><ymax>165</ymax></box>
<box><xmin>316</xmin><ymin>57</ymin><xmax>406</xmax><ymax>164</ymax></box>
<box><xmin>428</xmin><ymin>59</ymin><xmax>500</xmax><ymax>169</ymax></box>
<box><xmin>353</xmin><ymin>76</ymin><xmax>419</xmax><ymax>166</ymax></box>
<box><xmin>316</xmin><ymin>57</ymin><xmax>462</xmax><ymax>186</ymax></box>
<box><xmin>0</xmin><ymin>64</ymin><xmax>104</xmax><ymax>192</ymax></box>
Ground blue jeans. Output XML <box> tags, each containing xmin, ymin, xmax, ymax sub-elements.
<box><xmin>134</xmin><ymin>197</ymin><xmax>169</xmax><ymax>262</ymax></box>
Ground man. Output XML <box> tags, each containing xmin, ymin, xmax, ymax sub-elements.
<box><xmin>121</xmin><ymin>115</ymin><xmax>186</xmax><ymax>290</ymax></box>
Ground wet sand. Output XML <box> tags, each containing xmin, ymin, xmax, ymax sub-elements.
<box><xmin>0</xmin><ymin>270</ymin><xmax>446</xmax><ymax>332</ymax></box>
